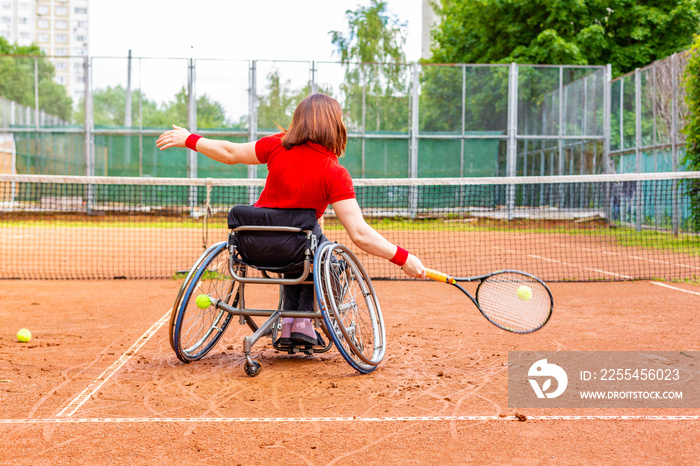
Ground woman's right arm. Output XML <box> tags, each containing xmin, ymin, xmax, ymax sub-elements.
<box><xmin>156</xmin><ymin>125</ymin><xmax>260</xmax><ymax>165</ymax></box>
<box><xmin>332</xmin><ymin>198</ymin><xmax>425</xmax><ymax>279</ymax></box>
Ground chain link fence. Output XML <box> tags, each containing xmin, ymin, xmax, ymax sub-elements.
<box><xmin>0</xmin><ymin>53</ymin><xmax>692</xmax><ymax>179</ymax></box>
<box><xmin>609</xmin><ymin>52</ymin><xmax>690</xmax><ymax>174</ymax></box>
<box><xmin>0</xmin><ymin>56</ymin><xmax>607</xmax><ymax>179</ymax></box>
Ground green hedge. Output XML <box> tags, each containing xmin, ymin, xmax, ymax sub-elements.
<box><xmin>682</xmin><ymin>37</ymin><xmax>700</xmax><ymax>230</ymax></box>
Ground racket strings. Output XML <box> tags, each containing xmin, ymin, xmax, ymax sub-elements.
<box><xmin>476</xmin><ymin>273</ymin><xmax>551</xmax><ymax>333</ymax></box>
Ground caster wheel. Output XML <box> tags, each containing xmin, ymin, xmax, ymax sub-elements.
<box><xmin>244</xmin><ymin>360</ymin><xmax>262</xmax><ymax>377</ymax></box>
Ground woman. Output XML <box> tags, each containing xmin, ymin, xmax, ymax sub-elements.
<box><xmin>156</xmin><ymin>93</ymin><xmax>426</xmax><ymax>347</ymax></box>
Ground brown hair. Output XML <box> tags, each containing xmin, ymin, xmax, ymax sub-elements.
<box><xmin>281</xmin><ymin>93</ymin><xmax>347</xmax><ymax>157</ymax></box>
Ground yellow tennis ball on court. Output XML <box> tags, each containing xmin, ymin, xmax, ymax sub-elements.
<box><xmin>516</xmin><ymin>285</ymin><xmax>532</xmax><ymax>301</ymax></box>
<box><xmin>195</xmin><ymin>294</ymin><xmax>212</xmax><ymax>309</ymax></box>
<box><xmin>17</xmin><ymin>329</ymin><xmax>31</xmax><ymax>343</ymax></box>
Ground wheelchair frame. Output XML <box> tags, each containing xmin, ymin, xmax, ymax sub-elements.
<box><xmin>169</xmin><ymin>222</ymin><xmax>386</xmax><ymax>377</ymax></box>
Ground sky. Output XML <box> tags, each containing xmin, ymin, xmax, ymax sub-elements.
<box><xmin>89</xmin><ymin>0</ymin><xmax>424</xmax><ymax>62</ymax></box>
<box><xmin>87</xmin><ymin>1</ymin><xmax>425</xmax><ymax>122</ymax></box>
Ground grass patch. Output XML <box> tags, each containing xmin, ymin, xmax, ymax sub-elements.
<box><xmin>614</xmin><ymin>229</ymin><xmax>700</xmax><ymax>256</ymax></box>
<box><xmin>172</xmin><ymin>271</ymin><xmax>188</xmax><ymax>280</ymax></box>
<box><xmin>171</xmin><ymin>269</ymin><xmax>230</xmax><ymax>281</ymax></box>
<box><xmin>669</xmin><ymin>277</ymin><xmax>700</xmax><ymax>286</ymax></box>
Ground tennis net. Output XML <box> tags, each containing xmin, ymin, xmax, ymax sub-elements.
<box><xmin>1</xmin><ymin>173</ymin><xmax>698</xmax><ymax>281</ymax></box>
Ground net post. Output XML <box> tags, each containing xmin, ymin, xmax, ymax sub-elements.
<box><xmin>248</xmin><ymin>60</ymin><xmax>258</xmax><ymax>204</ymax></box>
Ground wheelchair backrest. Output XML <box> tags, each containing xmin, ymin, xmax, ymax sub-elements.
<box><xmin>227</xmin><ymin>205</ymin><xmax>318</xmax><ymax>273</ymax></box>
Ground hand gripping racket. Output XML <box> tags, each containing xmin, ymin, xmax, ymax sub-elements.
<box><xmin>425</xmin><ymin>269</ymin><xmax>553</xmax><ymax>333</ymax></box>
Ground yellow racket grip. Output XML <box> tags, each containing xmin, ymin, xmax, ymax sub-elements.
<box><xmin>425</xmin><ymin>268</ymin><xmax>456</xmax><ymax>284</ymax></box>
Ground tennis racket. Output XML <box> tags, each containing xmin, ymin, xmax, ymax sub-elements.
<box><xmin>425</xmin><ymin>269</ymin><xmax>553</xmax><ymax>333</ymax></box>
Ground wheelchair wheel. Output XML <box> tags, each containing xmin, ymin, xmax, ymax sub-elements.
<box><xmin>313</xmin><ymin>242</ymin><xmax>386</xmax><ymax>373</ymax></box>
<box><xmin>170</xmin><ymin>241</ymin><xmax>243</xmax><ymax>363</ymax></box>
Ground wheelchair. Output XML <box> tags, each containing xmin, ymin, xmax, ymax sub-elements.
<box><xmin>169</xmin><ymin>205</ymin><xmax>386</xmax><ymax>376</ymax></box>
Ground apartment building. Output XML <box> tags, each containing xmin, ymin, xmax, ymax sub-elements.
<box><xmin>0</xmin><ymin>0</ymin><xmax>89</xmax><ymax>102</ymax></box>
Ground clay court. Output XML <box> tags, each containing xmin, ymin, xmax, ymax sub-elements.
<box><xmin>1</xmin><ymin>2</ymin><xmax>698</xmax><ymax>461</ymax></box>
<box><xmin>1</xmin><ymin>276</ymin><xmax>698</xmax><ymax>464</ymax></box>
<box><xmin>1</xmin><ymin>180</ymin><xmax>699</xmax><ymax>464</ymax></box>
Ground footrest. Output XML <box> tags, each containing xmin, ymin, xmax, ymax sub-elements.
<box><xmin>273</xmin><ymin>343</ymin><xmax>315</xmax><ymax>356</ymax></box>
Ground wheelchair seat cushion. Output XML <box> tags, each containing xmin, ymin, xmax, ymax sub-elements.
<box><xmin>227</xmin><ymin>205</ymin><xmax>318</xmax><ymax>272</ymax></box>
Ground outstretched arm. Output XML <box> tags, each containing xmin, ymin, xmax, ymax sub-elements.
<box><xmin>156</xmin><ymin>125</ymin><xmax>260</xmax><ymax>165</ymax></box>
<box><xmin>332</xmin><ymin>198</ymin><xmax>426</xmax><ymax>279</ymax></box>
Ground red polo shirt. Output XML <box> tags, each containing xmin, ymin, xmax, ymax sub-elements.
<box><xmin>254</xmin><ymin>134</ymin><xmax>355</xmax><ymax>218</ymax></box>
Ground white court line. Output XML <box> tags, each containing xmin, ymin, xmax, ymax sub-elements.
<box><xmin>528</xmin><ymin>254</ymin><xmax>633</xmax><ymax>279</ymax></box>
<box><xmin>554</xmin><ymin>244</ymin><xmax>700</xmax><ymax>271</ymax></box>
<box><xmin>493</xmin><ymin>246</ymin><xmax>632</xmax><ymax>279</ymax></box>
<box><xmin>0</xmin><ymin>415</ymin><xmax>698</xmax><ymax>425</ymax></box>
<box><xmin>651</xmin><ymin>281</ymin><xmax>700</xmax><ymax>296</ymax></box>
<box><xmin>56</xmin><ymin>309</ymin><xmax>172</xmax><ymax>418</ymax></box>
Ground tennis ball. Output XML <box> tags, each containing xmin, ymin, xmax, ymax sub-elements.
<box><xmin>17</xmin><ymin>329</ymin><xmax>31</xmax><ymax>343</ymax></box>
<box><xmin>195</xmin><ymin>294</ymin><xmax>212</xmax><ymax>309</ymax></box>
<box><xmin>516</xmin><ymin>285</ymin><xmax>533</xmax><ymax>301</ymax></box>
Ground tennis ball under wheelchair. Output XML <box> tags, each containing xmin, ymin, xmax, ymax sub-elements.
<box><xmin>195</xmin><ymin>294</ymin><xmax>212</xmax><ymax>309</ymax></box>
<box><xmin>516</xmin><ymin>285</ymin><xmax>533</xmax><ymax>301</ymax></box>
<box><xmin>17</xmin><ymin>329</ymin><xmax>31</xmax><ymax>343</ymax></box>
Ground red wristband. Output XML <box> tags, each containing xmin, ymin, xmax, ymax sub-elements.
<box><xmin>390</xmin><ymin>246</ymin><xmax>409</xmax><ymax>266</ymax></box>
<box><xmin>185</xmin><ymin>133</ymin><xmax>202</xmax><ymax>151</ymax></box>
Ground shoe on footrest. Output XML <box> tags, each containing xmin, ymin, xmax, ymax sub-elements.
<box><xmin>273</xmin><ymin>317</ymin><xmax>293</xmax><ymax>345</ymax></box>
<box><xmin>290</xmin><ymin>318</ymin><xmax>326</xmax><ymax>347</ymax></box>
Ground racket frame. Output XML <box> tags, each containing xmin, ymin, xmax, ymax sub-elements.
<box><xmin>425</xmin><ymin>269</ymin><xmax>553</xmax><ymax>334</ymax></box>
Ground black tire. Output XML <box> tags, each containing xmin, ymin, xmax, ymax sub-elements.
<box><xmin>244</xmin><ymin>360</ymin><xmax>262</xmax><ymax>377</ymax></box>
<box><xmin>313</xmin><ymin>242</ymin><xmax>386</xmax><ymax>373</ymax></box>
<box><xmin>170</xmin><ymin>241</ymin><xmax>243</xmax><ymax>362</ymax></box>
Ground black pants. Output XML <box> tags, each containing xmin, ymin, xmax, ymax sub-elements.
<box><xmin>282</xmin><ymin>224</ymin><xmax>328</xmax><ymax>312</ymax></box>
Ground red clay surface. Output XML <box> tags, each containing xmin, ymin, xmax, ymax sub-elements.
<box><xmin>0</xmin><ymin>278</ymin><xmax>698</xmax><ymax>464</ymax></box>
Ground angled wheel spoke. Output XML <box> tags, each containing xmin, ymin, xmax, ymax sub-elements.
<box><xmin>315</xmin><ymin>243</ymin><xmax>386</xmax><ymax>373</ymax></box>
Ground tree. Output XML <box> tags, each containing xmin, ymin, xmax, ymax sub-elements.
<box><xmin>330</xmin><ymin>0</ymin><xmax>410</xmax><ymax>132</ymax></box>
<box><xmin>234</xmin><ymin>69</ymin><xmax>332</xmax><ymax>131</ymax></box>
<box><xmin>430</xmin><ymin>0</ymin><xmax>700</xmax><ymax>77</ymax></box>
<box><xmin>0</xmin><ymin>37</ymin><xmax>73</xmax><ymax>121</ymax></box>
<box><xmin>256</xmin><ymin>70</ymin><xmax>300</xmax><ymax>131</ymax></box>
<box><xmin>74</xmin><ymin>85</ymin><xmax>155</xmax><ymax>126</ymax></box>
<box><xmin>682</xmin><ymin>37</ymin><xmax>700</xmax><ymax>230</ymax></box>
<box><xmin>195</xmin><ymin>93</ymin><xmax>229</xmax><ymax>129</ymax></box>
<box><xmin>75</xmin><ymin>85</ymin><xmax>229</xmax><ymax>129</ymax></box>
<box><xmin>147</xmin><ymin>86</ymin><xmax>229</xmax><ymax>129</ymax></box>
